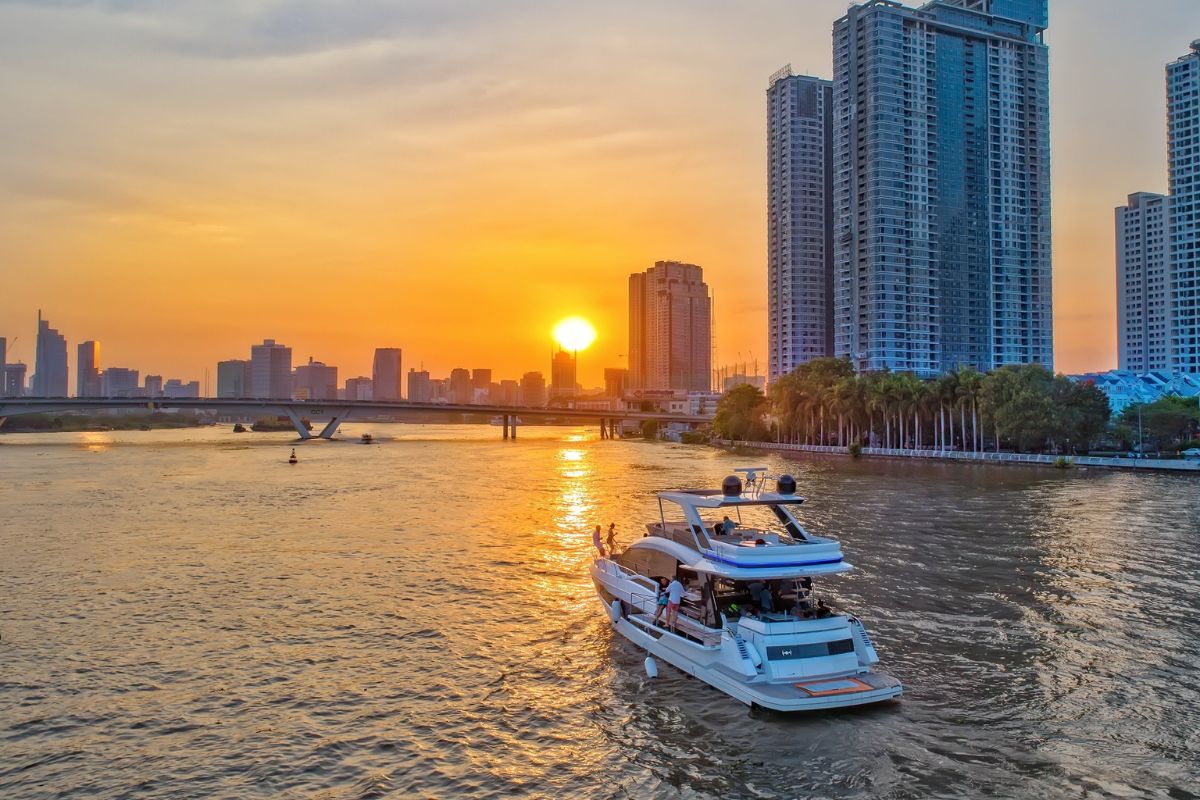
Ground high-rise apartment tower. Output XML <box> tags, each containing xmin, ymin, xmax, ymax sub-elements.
<box><xmin>767</xmin><ymin>67</ymin><xmax>834</xmax><ymax>381</ymax></box>
<box><xmin>834</xmin><ymin>0</ymin><xmax>1053</xmax><ymax>377</ymax></box>
<box><xmin>1168</xmin><ymin>41</ymin><xmax>1200</xmax><ymax>371</ymax></box>
<box><xmin>628</xmin><ymin>261</ymin><xmax>712</xmax><ymax>392</ymax></box>
<box><xmin>1116</xmin><ymin>193</ymin><xmax>1170</xmax><ymax>371</ymax></box>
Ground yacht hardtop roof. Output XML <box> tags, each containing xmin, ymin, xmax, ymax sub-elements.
<box><xmin>658</xmin><ymin>490</ymin><xmax>806</xmax><ymax>509</ymax></box>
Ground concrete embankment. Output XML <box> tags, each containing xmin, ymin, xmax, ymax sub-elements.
<box><xmin>721</xmin><ymin>441</ymin><xmax>1200</xmax><ymax>473</ymax></box>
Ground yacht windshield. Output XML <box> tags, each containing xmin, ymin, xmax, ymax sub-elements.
<box><xmin>697</xmin><ymin>504</ymin><xmax>807</xmax><ymax>544</ymax></box>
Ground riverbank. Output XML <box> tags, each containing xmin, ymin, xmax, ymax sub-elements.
<box><xmin>0</xmin><ymin>411</ymin><xmax>208</xmax><ymax>433</ymax></box>
<box><xmin>721</xmin><ymin>440</ymin><xmax>1200</xmax><ymax>472</ymax></box>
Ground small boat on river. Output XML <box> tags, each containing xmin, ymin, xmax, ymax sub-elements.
<box><xmin>360</xmin><ymin>433</ymin><xmax>374</xmax><ymax>444</ymax></box>
<box><xmin>590</xmin><ymin>469</ymin><xmax>902</xmax><ymax>712</ymax></box>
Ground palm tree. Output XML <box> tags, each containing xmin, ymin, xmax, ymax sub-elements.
<box><xmin>957</xmin><ymin>367</ymin><xmax>983</xmax><ymax>453</ymax></box>
<box><xmin>938</xmin><ymin>371</ymin><xmax>959</xmax><ymax>450</ymax></box>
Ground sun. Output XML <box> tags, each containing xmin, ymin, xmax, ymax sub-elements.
<box><xmin>553</xmin><ymin>316</ymin><xmax>596</xmax><ymax>352</ymax></box>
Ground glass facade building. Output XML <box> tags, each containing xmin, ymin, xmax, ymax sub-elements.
<box><xmin>767</xmin><ymin>67</ymin><xmax>834</xmax><ymax>381</ymax></box>
<box><xmin>31</xmin><ymin>311</ymin><xmax>68</xmax><ymax>397</ymax></box>
<box><xmin>833</xmin><ymin>0</ymin><xmax>1052</xmax><ymax>377</ymax></box>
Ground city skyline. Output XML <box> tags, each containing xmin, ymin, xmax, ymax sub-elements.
<box><xmin>1</xmin><ymin>1</ymin><xmax>1198</xmax><ymax>384</ymax></box>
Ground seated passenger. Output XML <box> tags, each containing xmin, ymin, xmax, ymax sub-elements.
<box><xmin>722</xmin><ymin>515</ymin><xmax>737</xmax><ymax>536</ymax></box>
<box><xmin>792</xmin><ymin>595</ymin><xmax>813</xmax><ymax>619</ymax></box>
<box><xmin>747</xmin><ymin>580</ymin><xmax>773</xmax><ymax>612</ymax></box>
<box><xmin>815</xmin><ymin>599</ymin><xmax>833</xmax><ymax>618</ymax></box>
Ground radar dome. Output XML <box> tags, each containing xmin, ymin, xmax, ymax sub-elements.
<box><xmin>776</xmin><ymin>474</ymin><xmax>797</xmax><ymax>495</ymax></box>
<box><xmin>722</xmin><ymin>475</ymin><xmax>743</xmax><ymax>497</ymax></box>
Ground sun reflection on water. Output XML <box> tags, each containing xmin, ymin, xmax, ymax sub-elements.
<box><xmin>79</xmin><ymin>432</ymin><xmax>114</xmax><ymax>452</ymax></box>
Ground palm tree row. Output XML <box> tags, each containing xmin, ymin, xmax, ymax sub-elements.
<box><xmin>768</xmin><ymin>358</ymin><xmax>986</xmax><ymax>453</ymax></box>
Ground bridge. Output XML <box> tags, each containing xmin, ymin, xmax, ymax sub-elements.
<box><xmin>0</xmin><ymin>397</ymin><xmax>713</xmax><ymax>441</ymax></box>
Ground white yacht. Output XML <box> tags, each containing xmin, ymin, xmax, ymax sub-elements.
<box><xmin>591</xmin><ymin>469</ymin><xmax>902</xmax><ymax>712</ymax></box>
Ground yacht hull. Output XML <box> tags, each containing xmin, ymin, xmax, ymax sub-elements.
<box><xmin>592</xmin><ymin>562</ymin><xmax>902</xmax><ymax>712</ymax></box>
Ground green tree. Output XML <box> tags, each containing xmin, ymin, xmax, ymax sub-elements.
<box><xmin>980</xmin><ymin>364</ymin><xmax>1056</xmax><ymax>452</ymax></box>
<box><xmin>714</xmin><ymin>384</ymin><xmax>770</xmax><ymax>442</ymax></box>
<box><xmin>1120</xmin><ymin>396</ymin><xmax>1200</xmax><ymax>452</ymax></box>
<box><xmin>1049</xmin><ymin>378</ymin><xmax>1110</xmax><ymax>453</ymax></box>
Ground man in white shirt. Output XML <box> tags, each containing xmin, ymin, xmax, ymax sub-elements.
<box><xmin>665</xmin><ymin>577</ymin><xmax>684</xmax><ymax>630</ymax></box>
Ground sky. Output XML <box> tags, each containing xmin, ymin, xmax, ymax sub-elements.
<box><xmin>1</xmin><ymin>0</ymin><xmax>1198</xmax><ymax>388</ymax></box>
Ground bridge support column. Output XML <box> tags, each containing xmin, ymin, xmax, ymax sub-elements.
<box><xmin>503</xmin><ymin>415</ymin><xmax>510</xmax><ymax>440</ymax></box>
<box><xmin>599</xmin><ymin>418</ymin><xmax>608</xmax><ymax>439</ymax></box>
<box><xmin>283</xmin><ymin>407</ymin><xmax>313</xmax><ymax>440</ymax></box>
<box><xmin>317</xmin><ymin>408</ymin><xmax>352</xmax><ymax>440</ymax></box>
<box><xmin>511</xmin><ymin>415</ymin><xmax>517</xmax><ymax>440</ymax></box>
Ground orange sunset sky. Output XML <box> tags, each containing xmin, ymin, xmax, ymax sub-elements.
<box><xmin>2</xmin><ymin>0</ymin><xmax>1199</xmax><ymax>388</ymax></box>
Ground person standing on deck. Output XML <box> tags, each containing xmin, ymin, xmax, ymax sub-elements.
<box><xmin>592</xmin><ymin>525</ymin><xmax>605</xmax><ymax>556</ymax></box>
<box><xmin>665</xmin><ymin>577</ymin><xmax>684</xmax><ymax>631</ymax></box>
<box><xmin>653</xmin><ymin>577</ymin><xmax>670</xmax><ymax>625</ymax></box>
<box><xmin>605</xmin><ymin>523</ymin><xmax>618</xmax><ymax>555</ymax></box>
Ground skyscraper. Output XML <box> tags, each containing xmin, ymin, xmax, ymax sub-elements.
<box><xmin>77</xmin><ymin>341</ymin><xmax>101</xmax><ymax>398</ymax></box>
<box><xmin>519</xmin><ymin>371</ymin><xmax>547</xmax><ymax>407</ymax></box>
<box><xmin>372</xmin><ymin>348</ymin><xmax>402</xmax><ymax>401</ymax></box>
<box><xmin>628</xmin><ymin>261</ymin><xmax>712</xmax><ymax>392</ymax></box>
<box><xmin>767</xmin><ymin>66</ymin><xmax>834</xmax><ymax>382</ymax></box>
<box><xmin>1116</xmin><ymin>193</ymin><xmax>1170</xmax><ymax>372</ymax></box>
<box><xmin>101</xmin><ymin>367</ymin><xmax>139</xmax><ymax>398</ymax></box>
<box><xmin>1168</xmin><ymin>41</ymin><xmax>1200</xmax><ymax>372</ymax></box>
<box><xmin>833</xmin><ymin>0</ymin><xmax>1052</xmax><ymax>377</ymax></box>
<box><xmin>3</xmin><ymin>363</ymin><xmax>26</xmax><ymax>397</ymax></box>
<box><xmin>217</xmin><ymin>360</ymin><xmax>251</xmax><ymax>398</ymax></box>
<box><xmin>549</xmin><ymin>350</ymin><xmax>576</xmax><ymax>400</ymax></box>
<box><xmin>604</xmin><ymin>367</ymin><xmax>629</xmax><ymax>398</ymax></box>
<box><xmin>407</xmin><ymin>369</ymin><xmax>432</xmax><ymax>403</ymax></box>
<box><xmin>345</xmin><ymin>376</ymin><xmax>374</xmax><ymax>401</ymax></box>
<box><xmin>472</xmin><ymin>368</ymin><xmax>493</xmax><ymax>403</ymax></box>
<box><xmin>449</xmin><ymin>368</ymin><xmax>472</xmax><ymax>405</ymax></box>
<box><xmin>250</xmin><ymin>339</ymin><xmax>292</xmax><ymax>399</ymax></box>
<box><xmin>293</xmin><ymin>357</ymin><xmax>338</xmax><ymax>401</ymax></box>
<box><xmin>31</xmin><ymin>311</ymin><xmax>68</xmax><ymax>397</ymax></box>
<box><xmin>144</xmin><ymin>374</ymin><xmax>163</xmax><ymax>397</ymax></box>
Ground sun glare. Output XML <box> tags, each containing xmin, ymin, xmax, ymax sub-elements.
<box><xmin>552</xmin><ymin>317</ymin><xmax>596</xmax><ymax>352</ymax></box>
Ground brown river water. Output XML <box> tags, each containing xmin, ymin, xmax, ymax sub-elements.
<box><xmin>1</xmin><ymin>424</ymin><xmax>1198</xmax><ymax>799</ymax></box>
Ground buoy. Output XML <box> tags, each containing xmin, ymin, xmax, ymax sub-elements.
<box><xmin>608</xmin><ymin>599</ymin><xmax>622</xmax><ymax>624</ymax></box>
<box><xmin>644</xmin><ymin>656</ymin><xmax>658</xmax><ymax>679</ymax></box>
<box><xmin>288</xmin><ymin>448</ymin><xmax>298</xmax><ymax>464</ymax></box>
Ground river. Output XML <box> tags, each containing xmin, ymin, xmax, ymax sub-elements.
<box><xmin>1</xmin><ymin>424</ymin><xmax>1197</xmax><ymax>798</ymax></box>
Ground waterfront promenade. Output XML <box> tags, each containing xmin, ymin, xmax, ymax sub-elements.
<box><xmin>723</xmin><ymin>440</ymin><xmax>1200</xmax><ymax>472</ymax></box>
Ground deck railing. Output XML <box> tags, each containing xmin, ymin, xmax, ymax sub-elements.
<box><xmin>722</xmin><ymin>441</ymin><xmax>1200</xmax><ymax>472</ymax></box>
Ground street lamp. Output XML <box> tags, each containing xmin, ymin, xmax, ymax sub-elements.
<box><xmin>1137</xmin><ymin>402</ymin><xmax>1144</xmax><ymax>458</ymax></box>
